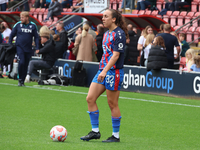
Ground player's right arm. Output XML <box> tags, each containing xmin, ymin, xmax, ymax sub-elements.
<box><xmin>9</xmin><ymin>23</ymin><xmax>18</xmax><ymax>44</ymax></box>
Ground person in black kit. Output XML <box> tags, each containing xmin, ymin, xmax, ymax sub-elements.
<box><xmin>9</xmin><ymin>11</ymin><xmax>39</xmax><ymax>86</ymax></box>
<box><xmin>53</xmin><ymin>34</ymin><xmax>65</xmax><ymax>59</ymax></box>
<box><xmin>96</xmin><ymin>24</ymin><xmax>104</xmax><ymax>62</ymax></box>
<box><xmin>165</xmin><ymin>0</ymin><xmax>191</xmax><ymax>11</ymax></box>
<box><xmin>25</xmin><ymin>26</ymin><xmax>56</xmax><ymax>83</ymax></box>
<box><xmin>156</xmin><ymin>24</ymin><xmax>180</xmax><ymax>69</ymax></box>
<box><xmin>56</xmin><ymin>22</ymin><xmax>68</xmax><ymax>52</ymax></box>
<box><xmin>124</xmin><ymin>24</ymin><xmax>139</xmax><ymax>65</ymax></box>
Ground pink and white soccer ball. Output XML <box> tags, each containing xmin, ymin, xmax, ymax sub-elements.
<box><xmin>50</xmin><ymin>125</ymin><xmax>67</xmax><ymax>142</ymax></box>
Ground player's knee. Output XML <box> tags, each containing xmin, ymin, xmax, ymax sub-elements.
<box><xmin>86</xmin><ymin>95</ymin><xmax>94</xmax><ymax>104</ymax></box>
<box><xmin>107</xmin><ymin>100</ymin><xmax>118</xmax><ymax>110</ymax></box>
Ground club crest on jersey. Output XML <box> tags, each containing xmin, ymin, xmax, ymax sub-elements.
<box><xmin>118</xmin><ymin>43</ymin><xmax>123</xmax><ymax>50</ymax></box>
<box><xmin>29</xmin><ymin>25</ymin><xmax>32</xmax><ymax>28</ymax></box>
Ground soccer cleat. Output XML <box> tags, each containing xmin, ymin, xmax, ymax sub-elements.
<box><xmin>102</xmin><ymin>135</ymin><xmax>120</xmax><ymax>143</ymax></box>
<box><xmin>80</xmin><ymin>131</ymin><xmax>101</xmax><ymax>141</ymax></box>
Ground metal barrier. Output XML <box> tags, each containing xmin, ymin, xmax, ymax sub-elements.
<box><xmin>7</xmin><ymin>0</ymin><xmax>28</xmax><ymax>12</ymax></box>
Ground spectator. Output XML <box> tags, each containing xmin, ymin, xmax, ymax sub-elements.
<box><xmin>147</xmin><ymin>36</ymin><xmax>168</xmax><ymax>71</ymax></box>
<box><xmin>61</xmin><ymin>0</ymin><xmax>72</xmax><ymax>8</ymax></box>
<box><xmin>165</xmin><ymin>0</ymin><xmax>191</xmax><ymax>11</ymax></box>
<box><xmin>43</xmin><ymin>0</ymin><xmax>63</xmax><ymax>22</ymax></box>
<box><xmin>137</xmin><ymin>0</ymin><xmax>156</xmax><ymax>10</ymax></box>
<box><xmin>189</xmin><ymin>55</ymin><xmax>200</xmax><ymax>73</ymax></box>
<box><xmin>143</xmin><ymin>33</ymin><xmax>155</xmax><ymax>66</ymax></box>
<box><xmin>0</xmin><ymin>0</ymin><xmax>8</xmax><ymax>11</ymax></box>
<box><xmin>71</xmin><ymin>0</ymin><xmax>83</xmax><ymax>12</ymax></box>
<box><xmin>9</xmin><ymin>11</ymin><xmax>39</xmax><ymax>86</ymax></box>
<box><xmin>119</xmin><ymin>0</ymin><xmax>135</xmax><ymax>11</ymax></box>
<box><xmin>179</xmin><ymin>33</ymin><xmax>190</xmax><ymax>57</ymax></box>
<box><xmin>85</xmin><ymin>20</ymin><xmax>98</xmax><ymax>61</ymax></box>
<box><xmin>170</xmin><ymin>31</ymin><xmax>182</xmax><ymax>69</ymax></box>
<box><xmin>72</xmin><ymin>27</ymin><xmax>82</xmax><ymax>42</ymax></box>
<box><xmin>53</xmin><ymin>34</ymin><xmax>65</xmax><ymax>59</ymax></box>
<box><xmin>50</xmin><ymin>29</ymin><xmax>55</xmax><ymax>36</ymax></box>
<box><xmin>25</xmin><ymin>26</ymin><xmax>56</xmax><ymax>82</ymax></box>
<box><xmin>35</xmin><ymin>0</ymin><xmax>51</xmax><ymax>8</ymax></box>
<box><xmin>85</xmin><ymin>21</ymin><xmax>96</xmax><ymax>40</ymax></box>
<box><xmin>158</xmin><ymin>24</ymin><xmax>164</xmax><ymax>34</ymax></box>
<box><xmin>183</xmin><ymin>49</ymin><xmax>195</xmax><ymax>71</ymax></box>
<box><xmin>156</xmin><ymin>24</ymin><xmax>180</xmax><ymax>69</ymax></box>
<box><xmin>132</xmin><ymin>27</ymin><xmax>137</xmax><ymax>34</ymax></box>
<box><xmin>74</xmin><ymin>24</ymin><xmax>94</xmax><ymax>62</ymax></box>
<box><xmin>56</xmin><ymin>22</ymin><xmax>68</xmax><ymax>51</ymax></box>
<box><xmin>124</xmin><ymin>24</ymin><xmax>139</xmax><ymax>65</ymax></box>
<box><xmin>8</xmin><ymin>0</ymin><xmax>29</xmax><ymax>11</ymax></box>
<box><xmin>1</xmin><ymin>22</ymin><xmax>11</xmax><ymax>40</ymax></box>
<box><xmin>137</xmin><ymin>25</ymin><xmax>153</xmax><ymax>51</ymax></box>
<box><xmin>35</xmin><ymin>0</ymin><xmax>46</xmax><ymax>8</ymax></box>
<box><xmin>68</xmin><ymin>27</ymin><xmax>82</xmax><ymax>60</ymax></box>
<box><xmin>96</xmin><ymin>24</ymin><xmax>104</xmax><ymax>62</ymax></box>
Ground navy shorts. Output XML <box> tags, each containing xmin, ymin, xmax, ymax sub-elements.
<box><xmin>92</xmin><ymin>69</ymin><xmax>124</xmax><ymax>91</ymax></box>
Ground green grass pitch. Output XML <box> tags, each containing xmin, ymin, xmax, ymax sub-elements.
<box><xmin>0</xmin><ymin>78</ymin><xmax>200</xmax><ymax>150</ymax></box>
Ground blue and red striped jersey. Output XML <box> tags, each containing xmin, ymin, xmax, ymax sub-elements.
<box><xmin>99</xmin><ymin>26</ymin><xmax>126</xmax><ymax>70</ymax></box>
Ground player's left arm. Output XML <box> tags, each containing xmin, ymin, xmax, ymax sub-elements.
<box><xmin>33</xmin><ymin>24</ymin><xmax>39</xmax><ymax>50</ymax></box>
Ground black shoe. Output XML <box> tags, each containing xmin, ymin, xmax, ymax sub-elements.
<box><xmin>80</xmin><ymin>131</ymin><xmax>101</xmax><ymax>141</ymax></box>
<box><xmin>18</xmin><ymin>81</ymin><xmax>25</xmax><ymax>87</ymax></box>
<box><xmin>102</xmin><ymin>135</ymin><xmax>120</xmax><ymax>142</ymax></box>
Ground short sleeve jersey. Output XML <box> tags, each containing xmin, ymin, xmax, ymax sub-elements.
<box><xmin>99</xmin><ymin>26</ymin><xmax>126</xmax><ymax>70</ymax></box>
<box><xmin>190</xmin><ymin>64</ymin><xmax>200</xmax><ymax>72</ymax></box>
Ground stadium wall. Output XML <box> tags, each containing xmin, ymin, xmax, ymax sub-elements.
<box><xmin>33</xmin><ymin>57</ymin><xmax>200</xmax><ymax>99</ymax></box>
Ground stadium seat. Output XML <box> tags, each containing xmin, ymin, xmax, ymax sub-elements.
<box><xmin>177</xmin><ymin>11</ymin><xmax>187</xmax><ymax>26</ymax></box>
<box><xmin>63</xmin><ymin>8</ymin><xmax>68</xmax><ymax>12</ymax></box>
<box><xmin>185</xmin><ymin>12</ymin><xmax>195</xmax><ymax>24</ymax></box>
<box><xmin>33</xmin><ymin>8</ymin><xmax>40</xmax><ymax>19</ymax></box>
<box><xmin>67</xmin><ymin>8</ymin><xmax>72</xmax><ymax>12</ymax></box>
<box><xmin>174</xmin><ymin>25</ymin><xmax>181</xmax><ymax>32</ymax></box>
<box><xmin>193</xmin><ymin>27</ymin><xmax>200</xmax><ymax>43</ymax></box>
<box><xmin>192</xmin><ymin>12</ymin><xmax>200</xmax><ymax>27</ymax></box>
<box><xmin>151</xmin><ymin>10</ymin><xmax>159</xmax><ymax>16</ymax></box>
<box><xmin>112</xmin><ymin>1</ymin><xmax>118</xmax><ymax>10</ymax></box>
<box><xmin>29</xmin><ymin>8</ymin><xmax>35</xmax><ymax>16</ymax></box>
<box><xmin>145</xmin><ymin>10</ymin><xmax>151</xmax><ymax>15</ymax></box>
<box><xmin>191</xmin><ymin>0</ymin><xmax>199</xmax><ymax>12</ymax></box>
<box><xmin>138</xmin><ymin>10</ymin><xmax>145</xmax><ymax>15</ymax></box>
<box><xmin>163</xmin><ymin>11</ymin><xmax>172</xmax><ymax>24</ymax></box>
<box><xmin>156</xmin><ymin>0</ymin><xmax>165</xmax><ymax>11</ymax></box>
<box><xmin>132</xmin><ymin>10</ymin><xmax>138</xmax><ymax>14</ymax></box>
<box><xmin>186</xmin><ymin>26</ymin><xmax>196</xmax><ymax>42</ymax></box>
<box><xmin>170</xmin><ymin>11</ymin><xmax>180</xmax><ymax>27</ymax></box>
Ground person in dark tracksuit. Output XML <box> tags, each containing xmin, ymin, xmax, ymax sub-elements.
<box><xmin>9</xmin><ymin>11</ymin><xmax>39</xmax><ymax>86</ymax></box>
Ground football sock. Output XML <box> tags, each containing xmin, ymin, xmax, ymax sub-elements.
<box><xmin>112</xmin><ymin>116</ymin><xmax>122</xmax><ymax>139</ymax></box>
<box><xmin>87</xmin><ymin>110</ymin><xmax>99</xmax><ymax>133</ymax></box>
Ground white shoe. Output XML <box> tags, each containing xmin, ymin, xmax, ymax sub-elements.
<box><xmin>25</xmin><ymin>75</ymin><xmax>30</xmax><ymax>83</ymax></box>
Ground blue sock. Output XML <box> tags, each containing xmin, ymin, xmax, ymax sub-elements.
<box><xmin>112</xmin><ymin>116</ymin><xmax>122</xmax><ymax>138</ymax></box>
<box><xmin>87</xmin><ymin>110</ymin><xmax>99</xmax><ymax>132</ymax></box>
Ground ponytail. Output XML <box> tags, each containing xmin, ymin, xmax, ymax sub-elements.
<box><xmin>108</xmin><ymin>9</ymin><xmax>129</xmax><ymax>39</ymax></box>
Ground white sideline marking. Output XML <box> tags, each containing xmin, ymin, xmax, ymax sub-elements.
<box><xmin>1</xmin><ymin>82</ymin><xmax>200</xmax><ymax>108</ymax></box>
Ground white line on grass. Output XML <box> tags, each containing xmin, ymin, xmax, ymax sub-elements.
<box><xmin>1</xmin><ymin>82</ymin><xmax>200</xmax><ymax>108</ymax></box>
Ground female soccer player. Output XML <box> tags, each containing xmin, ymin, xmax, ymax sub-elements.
<box><xmin>80</xmin><ymin>9</ymin><xmax>128</xmax><ymax>142</ymax></box>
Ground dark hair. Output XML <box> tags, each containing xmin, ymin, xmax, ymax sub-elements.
<box><xmin>194</xmin><ymin>55</ymin><xmax>200</xmax><ymax>68</ymax></box>
<box><xmin>108</xmin><ymin>9</ymin><xmax>129</xmax><ymax>39</ymax></box>
<box><xmin>98</xmin><ymin>26</ymin><xmax>104</xmax><ymax>33</ymax></box>
<box><xmin>85</xmin><ymin>21</ymin><xmax>92</xmax><ymax>27</ymax></box>
<box><xmin>179</xmin><ymin>33</ymin><xmax>186</xmax><ymax>39</ymax></box>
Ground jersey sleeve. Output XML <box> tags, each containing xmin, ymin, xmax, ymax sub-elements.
<box><xmin>190</xmin><ymin>64</ymin><xmax>195</xmax><ymax>71</ymax></box>
<box><xmin>9</xmin><ymin>23</ymin><xmax>18</xmax><ymax>44</ymax></box>
<box><xmin>113</xmin><ymin>31</ymin><xmax>125</xmax><ymax>53</ymax></box>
